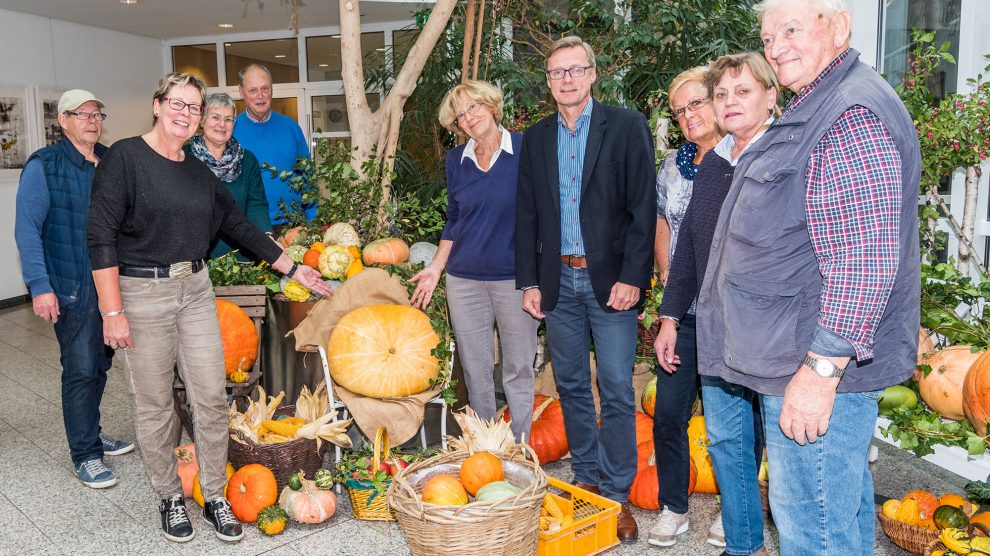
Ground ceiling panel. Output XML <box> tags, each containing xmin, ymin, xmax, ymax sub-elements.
<box><xmin>0</xmin><ymin>0</ymin><xmax>429</xmax><ymax>39</ymax></box>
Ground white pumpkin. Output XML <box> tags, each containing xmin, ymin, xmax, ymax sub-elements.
<box><xmin>323</xmin><ymin>222</ymin><xmax>361</xmax><ymax>247</ymax></box>
<box><xmin>409</xmin><ymin>242</ymin><xmax>439</xmax><ymax>266</ymax></box>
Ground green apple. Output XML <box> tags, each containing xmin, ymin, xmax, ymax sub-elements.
<box><xmin>877</xmin><ymin>384</ymin><xmax>919</xmax><ymax>416</ymax></box>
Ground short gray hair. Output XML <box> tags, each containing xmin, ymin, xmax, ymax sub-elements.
<box><xmin>205</xmin><ymin>92</ymin><xmax>237</xmax><ymax>115</ymax></box>
<box><xmin>238</xmin><ymin>63</ymin><xmax>272</xmax><ymax>86</ymax></box>
<box><xmin>545</xmin><ymin>36</ymin><xmax>596</xmax><ymax>69</ymax></box>
<box><xmin>753</xmin><ymin>0</ymin><xmax>847</xmax><ymax>20</ymax></box>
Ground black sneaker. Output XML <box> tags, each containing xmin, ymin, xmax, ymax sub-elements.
<box><xmin>159</xmin><ymin>495</ymin><xmax>195</xmax><ymax>543</ymax></box>
<box><xmin>204</xmin><ymin>498</ymin><xmax>244</xmax><ymax>542</ymax></box>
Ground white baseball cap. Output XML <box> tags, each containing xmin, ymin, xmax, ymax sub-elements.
<box><xmin>58</xmin><ymin>89</ymin><xmax>105</xmax><ymax>114</ymax></box>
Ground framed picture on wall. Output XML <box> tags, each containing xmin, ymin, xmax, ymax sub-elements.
<box><xmin>0</xmin><ymin>85</ymin><xmax>32</xmax><ymax>177</ymax></box>
<box><xmin>35</xmin><ymin>87</ymin><xmax>66</xmax><ymax>149</ymax></box>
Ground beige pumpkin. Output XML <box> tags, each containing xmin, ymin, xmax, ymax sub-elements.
<box><xmin>278</xmin><ymin>477</ymin><xmax>337</xmax><ymax>524</ymax></box>
<box><xmin>918</xmin><ymin>345</ymin><xmax>984</xmax><ymax>421</ymax></box>
<box><xmin>362</xmin><ymin>238</ymin><xmax>410</xmax><ymax>266</ymax></box>
<box><xmin>327</xmin><ymin>304</ymin><xmax>440</xmax><ymax>398</ymax></box>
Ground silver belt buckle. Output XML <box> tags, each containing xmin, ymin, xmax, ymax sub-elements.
<box><xmin>169</xmin><ymin>261</ymin><xmax>193</xmax><ymax>279</ymax></box>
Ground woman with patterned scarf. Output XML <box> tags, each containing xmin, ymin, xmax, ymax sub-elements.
<box><xmin>647</xmin><ymin>66</ymin><xmax>725</xmax><ymax>549</ymax></box>
<box><xmin>184</xmin><ymin>92</ymin><xmax>271</xmax><ymax>259</ymax></box>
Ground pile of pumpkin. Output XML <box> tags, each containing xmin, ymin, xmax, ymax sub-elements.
<box><xmin>417</xmin><ymin>451</ymin><xmax>523</xmax><ymax>506</ymax></box>
<box><xmin>881</xmin><ymin>489</ymin><xmax>986</xmax><ymax>531</ymax></box>
<box><xmin>885</xmin><ymin>328</ymin><xmax>990</xmax><ymax>439</ymax></box>
<box><xmin>277</xmin><ymin>222</ymin><xmax>413</xmax><ymax>302</ymax></box>
<box><xmin>174</xmin><ymin>451</ymin><xmax>338</xmax><ymax>536</ymax></box>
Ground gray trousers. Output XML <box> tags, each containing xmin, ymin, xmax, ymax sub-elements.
<box><xmin>119</xmin><ymin>270</ymin><xmax>229</xmax><ymax>500</ymax></box>
<box><xmin>446</xmin><ymin>275</ymin><xmax>539</xmax><ymax>442</ymax></box>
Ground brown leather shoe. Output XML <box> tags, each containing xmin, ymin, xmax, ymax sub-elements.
<box><xmin>616</xmin><ymin>503</ymin><xmax>638</xmax><ymax>543</ymax></box>
<box><xmin>560</xmin><ymin>482</ymin><xmax>600</xmax><ymax>501</ymax></box>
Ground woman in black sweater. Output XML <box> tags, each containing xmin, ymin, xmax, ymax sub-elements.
<box><xmin>88</xmin><ymin>73</ymin><xmax>330</xmax><ymax>544</ymax></box>
<box><xmin>653</xmin><ymin>53</ymin><xmax>780</xmax><ymax>556</ymax></box>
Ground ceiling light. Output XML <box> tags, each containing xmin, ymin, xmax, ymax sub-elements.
<box><xmin>331</xmin><ymin>35</ymin><xmax>341</xmax><ymax>39</ymax></box>
<box><xmin>224</xmin><ymin>42</ymin><xmax>231</xmax><ymax>47</ymax></box>
<box><xmin>318</xmin><ymin>63</ymin><xmax>329</xmax><ymax>67</ymax></box>
<box><xmin>118</xmin><ymin>0</ymin><xmax>139</xmax><ymax>4</ymax></box>
<box><xmin>218</xmin><ymin>23</ymin><xmax>235</xmax><ymax>29</ymax></box>
<box><xmin>274</xmin><ymin>54</ymin><xmax>287</xmax><ymax>59</ymax></box>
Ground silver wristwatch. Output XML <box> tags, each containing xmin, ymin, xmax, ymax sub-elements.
<box><xmin>803</xmin><ymin>355</ymin><xmax>845</xmax><ymax>379</ymax></box>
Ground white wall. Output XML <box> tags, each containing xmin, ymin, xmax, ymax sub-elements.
<box><xmin>0</xmin><ymin>9</ymin><xmax>164</xmax><ymax>300</ymax></box>
<box><xmin>849</xmin><ymin>0</ymin><xmax>882</xmax><ymax>69</ymax></box>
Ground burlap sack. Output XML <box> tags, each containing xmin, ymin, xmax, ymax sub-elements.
<box><xmin>288</xmin><ymin>268</ymin><xmax>441</xmax><ymax>445</ymax></box>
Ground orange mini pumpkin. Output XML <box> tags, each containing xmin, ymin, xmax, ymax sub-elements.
<box><xmin>227</xmin><ymin>464</ymin><xmax>279</xmax><ymax>522</ymax></box>
<box><xmin>422</xmin><ymin>474</ymin><xmax>469</xmax><ymax>506</ymax></box>
<box><xmin>175</xmin><ymin>444</ymin><xmax>198</xmax><ymax>497</ymax></box>
<box><xmin>302</xmin><ymin>249</ymin><xmax>321</xmax><ymax>269</ymax></box>
<box><xmin>503</xmin><ymin>395</ymin><xmax>568</xmax><ymax>465</ymax></box>
<box><xmin>216</xmin><ymin>299</ymin><xmax>258</xmax><ymax>379</ymax></box>
<box><xmin>459</xmin><ymin>452</ymin><xmax>504</xmax><ymax>496</ymax></box>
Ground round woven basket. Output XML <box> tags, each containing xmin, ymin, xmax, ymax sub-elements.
<box><xmin>388</xmin><ymin>446</ymin><xmax>548</xmax><ymax>556</ymax></box>
<box><xmin>757</xmin><ymin>479</ymin><xmax>772</xmax><ymax>520</ymax></box>
<box><xmin>876</xmin><ymin>507</ymin><xmax>940</xmax><ymax>555</ymax></box>
<box><xmin>228</xmin><ymin>405</ymin><xmax>328</xmax><ymax>491</ymax></box>
<box><xmin>345</xmin><ymin>427</ymin><xmax>396</xmax><ymax>521</ymax></box>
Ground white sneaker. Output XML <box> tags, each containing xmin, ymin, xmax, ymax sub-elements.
<box><xmin>647</xmin><ymin>508</ymin><xmax>689</xmax><ymax>547</ymax></box>
<box><xmin>707</xmin><ymin>512</ymin><xmax>726</xmax><ymax>547</ymax></box>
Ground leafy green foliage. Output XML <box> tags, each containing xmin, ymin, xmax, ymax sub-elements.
<box><xmin>881</xmin><ymin>402</ymin><xmax>987</xmax><ymax>458</ymax></box>
<box><xmin>920</xmin><ymin>261</ymin><xmax>990</xmax><ymax>350</ymax></box>
<box><xmin>332</xmin><ymin>441</ymin><xmax>433</xmax><ymax>495</ymax></box>
<box><xmin>898</xmin><ymin>30</ymin><xmax>990</xmax><ymax>194</ymax></box>
<box><xmin>207</xmin><ymin>252</ymin><xmax>280</xmax><ymax>291</ymax></box>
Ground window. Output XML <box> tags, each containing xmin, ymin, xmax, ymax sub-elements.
<box><xmin>311</xmin><ymin>94</ymin><xmax>380</xmax><ymax>134</ymax></box>
<box><xmin>306</xmin><ymin>32</ymin><xmax>385</xmax><ymax>82</ymax></box>
<box><xmin>225</xmin><ymin>39</ymin><xmax>300</xmax><ymax>85</ymax></box>
<box><xmin>172</xmin><ymin>44</ymin><xmax>218</xmax><ymax>87</ymax></box>
<box><xmin>882</xmin><ymin>0</ymin><xmax>961</xmax><ymax>99</ymax></box>
<box><xmin>392</xmin><ymin>29</ymin><xmax>420</xmax><ymax>70</ymax></box>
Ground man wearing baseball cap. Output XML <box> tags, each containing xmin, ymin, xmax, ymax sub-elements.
<box><xmin>15</xmin><ymin>89</ymin><xmax>134</xmax><ymax>488</ymax></box>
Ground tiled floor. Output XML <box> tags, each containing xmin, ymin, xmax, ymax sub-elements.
<box><xmin>0</xmin><ymin>301</ymin><xmax>965</xmax><ymax>555</ymax></box>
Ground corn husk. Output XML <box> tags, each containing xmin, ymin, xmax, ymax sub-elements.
<box><xmin>229</xmin><ymin>383</ymin><xmax>350</xmax><ymax>446</ymax></box>
<box><xmin>445</xmin><ymin>406</ymin><xmax>516</xmax><ymax>454</ymax></box>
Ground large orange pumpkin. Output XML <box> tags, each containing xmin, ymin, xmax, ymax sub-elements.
<box><xmin>227</xmin><ymin>464</ymin><xmax>279</xmax><ymax>522</ymax></box>
<box><xmin>919</xmin><ymin>346</ymin><xmax>983</xmax><ymax>421</ymax></box>
<box><xmin>422</xmin><ymin>474</ymin><xmax>469</xmax><ymax>506</ymax></box>
<box><xmin>503</xmin><ymin>395</ymin><xmax>569</xmax><ymax>464</ymax></box>
<box><xmin>459</xmin><ymin>452</ymin><xmax>504</xmax><ymax>496</ymax></box>
<box><xmin>635</xmin><ymin>411</ymin><xmax>654</xmax><ymax>447</ymax></box>
<box><xmin>636</xmin><ymin>440</ymin><xmax>654</xmax><ymax>472</ymax></box>
<box><xmin>362</xmin><ymin>237</ymin><xmax>410</xmax><ymax>266</ymax></box>
<box><xmin>963</xmin><ymin>350</ymin><xmax>990</xmax><ymax>435</ymax></box>
<box><xmin>327</xmin><ymin>304</ymin><xmax>440</xmax><ymax>398</ymax></box>
<box><xmin>216</xmin><ymin>299</ymin><xmax>258</xmax><ymax>379</ymax></box>
<box><xmin>629</xmin><ymin>450</ymin><xmax>697</xmax><ymax>510</ymax></box>
<box><xmin>687</xmin><ymin>416</ymin><xmax>718</xmax><ymax>494</ymax></box>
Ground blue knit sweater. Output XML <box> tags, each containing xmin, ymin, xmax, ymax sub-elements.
<box><xmin>441</xmin><ymin>133</ymin><xmax>523</xmax><ymax>281</ymax></box>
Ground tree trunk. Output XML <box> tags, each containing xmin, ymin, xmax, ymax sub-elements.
<box><xmin>339</xmin><ymin>0</ymin><xmax>458</xmax><ymax>225</ymax></box>
<box><xmin>957</xmin><ymin>165</ymin><xmax>982</xmax><ymax>272</ymax></box>
<box><xmin>461</xmin><ymin>0</ymin><xmax>476</xmax><ymax>82</ymax></box>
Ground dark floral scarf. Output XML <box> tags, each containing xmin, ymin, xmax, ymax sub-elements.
<box><xmin>675</xmin><ymin>141</ymin><xmax>700</xmax><ymax>180</ymax></box>
<box><xmin>188</xmin><ymin>134</ymin><xmax>244</xmax><ymax>183</ymax></box>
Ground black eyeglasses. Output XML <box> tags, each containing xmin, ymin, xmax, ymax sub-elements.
<box><xmin>546</xmin><ymin>65</ymin><xmax>594</xmax><ymax>80</ymax></box>
<box><xmin>64</xmin><ymin>110</ymin><xmax>107</xmax><ymax>121</ymax></box>
<box><xmin>161</xmin><ymin>97</ymin><xmax>204</xmax><ymax>115</ymax></box>
<box><xmin>671</xmin><ymin>98</ymin><xmax>710</xmax><ymax>119</ymax></box>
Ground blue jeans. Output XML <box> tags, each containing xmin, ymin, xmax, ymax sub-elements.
<box><xmin>544</xmin><ymin>265</ymin><xmax>638</xmax><ymax>502</ymax></box>
<box><xmin>760</xmin><ymin>390</ymin><xmax>880</xmax><ymax>556</ymax></box>
<box><xmin>654</xmin><ymin>313</ymin><xmax>699</xmax><ymax>514</ymax></box>
<box><xmin>53</xmin><ymin>284</ymin><xmax>114</xmax><ymax>466</ymax></box>
<box><xmin>701</xmin><ymin>375</ymin><xmax>764</xmax><ymax>555</ymax></box>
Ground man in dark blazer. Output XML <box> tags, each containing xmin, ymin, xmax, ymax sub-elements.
<box><xmin>515</xmin><ymin>35</ymin><xmax>656</xmax><ymax>543</ymax></box>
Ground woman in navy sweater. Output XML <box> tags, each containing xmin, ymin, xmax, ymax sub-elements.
<box><xmin>410</xmin><ymin>80</ymin><xmax>539</xmax><ymax>442</ymax></box>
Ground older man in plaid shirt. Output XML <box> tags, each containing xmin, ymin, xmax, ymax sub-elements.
<box><xmin>695</xmin><ymin>1</ymin><xmax>922</xmax><ymax>554</ymax></box>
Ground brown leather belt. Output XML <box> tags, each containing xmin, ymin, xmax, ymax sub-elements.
<box><xmin>560</xmin><ymin>255</ymin><xmax>588</xmax><ymax>269</ymax></box>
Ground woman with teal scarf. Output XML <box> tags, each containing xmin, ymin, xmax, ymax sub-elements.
<box><xmin>184</xmin><ymin>92</ymin><xmax>271</xmax><ymax>259</ymax></box>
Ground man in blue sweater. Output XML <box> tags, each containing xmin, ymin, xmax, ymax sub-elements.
<box><xmin>14</xmin><ymin>89</ymin><xmax>133</xmax><ymax>489</ymax></box>
<box><xmin>233</xmin><ymin>64</ymin><xmax>313</xmax><ymax>230</ymax></box>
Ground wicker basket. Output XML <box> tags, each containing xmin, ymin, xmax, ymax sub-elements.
<box><xmin>388</xmin><ymin>445</ymin><xmax>548</xmax><ymax>556</ymax></box>
<box><xmin>757</xmin><ymin>479</ymin><xmax>772</xmax><ymax>520</ymax></box>
<box><xmin>345</xmin><ymin>427</ymin><xmax>396</xmax><ymax>521</ymax></box>
<box><xmin>876</xmin><ymin>507</ymin><xmax>940</xmax><ymax>555</ymax></box>
<box><xmin>228</xmin><ymin>405</ymin><xmax>328</xmax><ymax>491</ymax></box>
